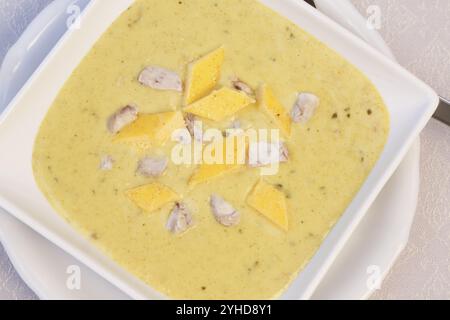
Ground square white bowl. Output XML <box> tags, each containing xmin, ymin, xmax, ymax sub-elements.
<box><xmin>0</xmin><ymin>0</ymin><xmax>438</xmax><ymax>299</ymax></box>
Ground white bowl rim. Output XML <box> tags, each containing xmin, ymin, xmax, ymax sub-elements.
<box><xmin>0</xmin><ymin>0</ymin><xmax>439</xmax><ymax>300</ymax></box>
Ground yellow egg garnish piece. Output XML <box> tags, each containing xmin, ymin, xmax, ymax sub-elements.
<box><xmin>247</xmin><ymin>179</ymin><xmax>289</xmax><ymax>231</ymax></box>
<box><xmin>189</xmin><ymin>135</ymin><xmax>247</xmax><ymax>186</ymax></box>
<box><xmin>114</xmin><ymin>111</ymin><xmax>185</xmax><ymax>150</ymax></box>
<box><xmin>184</xmin><ymin>87</ymin><xmax>255</xmax><ymax>121</ymax></box>
<box><xmin>189</xmin><ymin>164</ymin><xmax>241</xmax><ymax>187</ymax></box>
<box><xmin>126</xmin><ymin>183</ymin><xmax>180</xmax><ymax>213</ymax></box>
<box><xmin>185</xmin><ymin>47</ymin><xmax>225</xmax><ymax>105</ymax></box>
<box><xmin>258</xmin><ymin>85</ymin><xmax>291</xmax><ymax>137</ymax></box>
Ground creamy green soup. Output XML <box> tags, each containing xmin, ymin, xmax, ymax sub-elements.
<box><xmin>33</xmin><ymin>0</ymin><xmax>389</xmax><ymax>299</ymax></box>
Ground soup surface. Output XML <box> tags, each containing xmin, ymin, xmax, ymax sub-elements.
<box><xmin>33</xmin><ymin>0</ymin><xmax>389</xmax><ymax>299</ymax></box>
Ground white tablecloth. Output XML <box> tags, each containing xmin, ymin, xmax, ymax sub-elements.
<box><xmin>352</xmin><ymin>0</ymin><xmax>450</xmax><ymax>300</ymax></box>
<box><xmin>0</xmin><ymin>0</ymin><xmax>448</xmax><ymax>300</ymax></box>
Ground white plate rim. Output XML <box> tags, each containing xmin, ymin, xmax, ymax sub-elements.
<box><xmin>0</xmin><ymin>0</ymin><xmax>439</xmax><ymax>300</ymax></box>
<box><xmin>0</xmin><ymin>0</ymin><xmax>421</xmax><ymax>301</ymax></box>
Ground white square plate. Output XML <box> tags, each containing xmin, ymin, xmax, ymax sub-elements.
<box><xmin>0</xmin><ymin>0</ymin><xmax>438</xmax><ymax>299</ymax></box>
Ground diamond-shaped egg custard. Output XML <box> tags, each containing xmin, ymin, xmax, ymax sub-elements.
<box><xmin>247</xmin><ymin>179</ymin><xmax>289</xmax><ymax>231</ymax></box>
<box><xmin>114</xmin><ymin>111</ymin><xmax>185</xmax><ymax>150</ymax></box>
<box><xmin>184</xmin><ymin>46</ymin><xmax>225</xmax><ymax>105</ymax></box>
<box><xmin>126</xmin><ymin>182</ymin><xmax>180</xmax><ymax>213</ymax></box>
<box><xmin>258</xmin><ymin>85</ymin><xmax>291</xmax><ymax>137</ymax></box>
<box><xmin>189</xmin><ymin>135</ymin><xmax>248</xmax><ymax>186</ymax></box>
<box><xmin>184</xmin><ymin>87</ymin><xmax>255</xmax><ymax>122</ymax></box>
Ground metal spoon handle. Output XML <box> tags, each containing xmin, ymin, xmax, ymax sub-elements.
<box><xmin>434</xmin><ymin>97</ymin><xmax>450</xmax><ymax>126</ymax></box>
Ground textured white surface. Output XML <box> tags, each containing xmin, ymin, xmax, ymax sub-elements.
<box><xmin>373</xmin><ymin>118</ymin><xmax>450</xmax><ymax>299</ymax></box>
<box><xmin>351</xmin><ymin>0</ymin><xmax>450</xmax><ymax>300</ymax></box>
<box><xmin>0</xmin><ymin>0</ymin><xmax>448</xmax><ymax>300</ymax></box>
<box><xmin>0</xmin><ymin>1</ymin><xmax>50</xmax><ymax>300</ymax></box>
<box><xmin>0</xmin><ymin>0</ymin><xmax>52</xmax><ymax>63</ymax></box>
